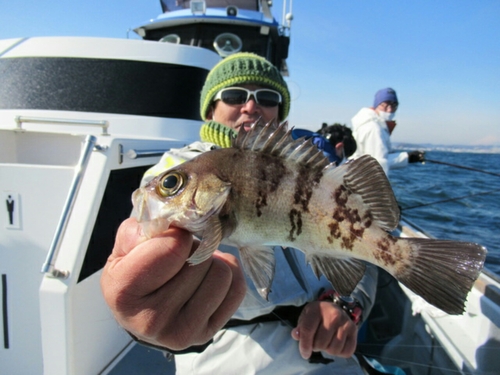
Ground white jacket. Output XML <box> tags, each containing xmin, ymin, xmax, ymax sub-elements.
<box><xmin>142</xmin><ymin>142</ymin><xmax>378</xmax><ymax>374</ymax></box>
<box><xmin>351</xmin><ymin>107</ymin><xmax>408</xmax><ymax>176</ymax></box>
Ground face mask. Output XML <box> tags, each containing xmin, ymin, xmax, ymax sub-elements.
<box><xmin>378</xmin><ymin>111</ymin><xmax>396</xmax><ymax>121</ymax></box>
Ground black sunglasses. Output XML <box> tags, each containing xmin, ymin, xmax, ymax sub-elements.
<box><xmin>381</xmin><ymin>101</ymin><xmax>398</xmax><ymax>110</ymax></box>
<box><xmin>214</xmin><ymin>87</ymin><xmax>282</xmax><ymax>107</ymax></box>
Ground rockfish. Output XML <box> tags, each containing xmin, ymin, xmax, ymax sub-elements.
<box><xmin>132</xmin><ymin>120</ymin><xmax>486</xmax><ymax>315</ymax></box>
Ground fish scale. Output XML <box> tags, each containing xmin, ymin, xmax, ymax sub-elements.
<box><xmin>132</xmin><ymin>119</ymin><xmax>487</xmax><ymax>315</ymax></box>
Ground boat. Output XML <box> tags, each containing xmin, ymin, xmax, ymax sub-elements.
<box><xmin>1</xmin><ymin>1</ymin><xmax>498</xmax><ymax>374</ymax></box>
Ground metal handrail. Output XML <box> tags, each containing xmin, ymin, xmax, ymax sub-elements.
<box><xmin>40</xmin><ymin>135</ymin><xmax>97</xmax><ymax>278</ymax></box>
<box><xmin>15</xmin><ymin>116</ymin><xmax>109</xmax><ymax>135</ymax></box>
<box><xmin>126</xmin><ymin>149</ymin><xmax>169</xmax><ymax>159</ymax></box>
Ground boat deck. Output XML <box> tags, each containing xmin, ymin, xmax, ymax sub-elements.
<box><xmin>105</xmin><ymin>343</ymin><xmax>176</xmax><ymax>375</ymax></box>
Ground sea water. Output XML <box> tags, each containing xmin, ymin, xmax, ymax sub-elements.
<box><xmin>389</xmin><ymin>148</ymin><xmax>500</xmax><ymax>276</ymax></box>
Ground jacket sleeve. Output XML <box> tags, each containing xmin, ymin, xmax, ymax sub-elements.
<box><xmin>358</xmin><ymin>123</ymin><xmax>391</xmax><ymax>175</ymax></box>
<box><xmin>350</xmin><ymin>264</ymin><xmax>378</xmax><ymax>325</ymax></box>
<box><xmin>388</xmin><ymin>151</ymin><xmax>409</xmax><ymax>170</ymax></box>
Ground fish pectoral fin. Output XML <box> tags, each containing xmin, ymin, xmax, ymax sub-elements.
<box><xmin>187</xmin><ymin>216</ymin><xmax>223</xmax><ymax>265</ymax></box>
<box><xmin>307</xmin><ymin>255</ymin><xmax>366</xmax><ymax>296</ymax></box>
<box><xmin>239</xmin><ymin>245</ymin><xmax>276</xmax><ymax>300</ymax></box>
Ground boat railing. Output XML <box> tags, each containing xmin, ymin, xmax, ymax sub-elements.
<box><xmin>125</xmin><ymin>149</ymin><xmax>170</xmax><ymax>159</ymax></box>
<box><xmin>15</xmin><ymin>116</ymin><xmax>109</xmax><ymax>136</ymax></box>
<box><xmin>40</xmin><ymin>134</ymin><xmax>97</xmax><ymax>278</ymax></box>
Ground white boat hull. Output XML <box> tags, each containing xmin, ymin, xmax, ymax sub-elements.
<box><xmin>0</xmin><ymin>36</ymin><xmax>219</xmax><ymax>375</ymax></box>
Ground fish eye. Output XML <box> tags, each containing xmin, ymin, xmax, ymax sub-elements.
<box><xmin>156</xmin><ymin>171</ymin><xmax>186</xmax><ymax>197</ymax></box>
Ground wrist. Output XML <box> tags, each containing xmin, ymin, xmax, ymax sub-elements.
<box><xmin>318</xmin><ymin>289</ymin><xmax>363</xmax><ymax>325</ymax></box>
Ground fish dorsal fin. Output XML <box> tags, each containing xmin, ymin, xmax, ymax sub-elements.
<box><xmin>342</xmin><ymin>155</ymin><xmax>400</xmax><ymax>231</ymax></box>
<box><xmin>232</xmin><ymin>119</ymin><xmax>331</xmax><ymax>170</ymax></box>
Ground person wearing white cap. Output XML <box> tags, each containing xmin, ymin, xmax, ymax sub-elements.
<box><xmin>350</xmin><ymin>87</ymin><xmax>424</xmax><ymax>176</ymax></box>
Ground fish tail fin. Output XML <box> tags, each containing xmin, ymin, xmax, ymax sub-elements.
<box><xmin>397</xmin><ymin>238</ymin><xmax>486</xmax><ymax>315</ymax></box>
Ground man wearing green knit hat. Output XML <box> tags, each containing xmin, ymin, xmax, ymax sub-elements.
<box><xmin>199</xmin><ymin>52</ymin><xmax>291</xmax><ymax>147</ymax></box>
<box><xmin>102</xmin><ymin>52</ymin><xmax>376</xmax><ymax>375</ymax></box>
<box><xmin>141</xmin><ymin>52</ymin><xmax>291</xmax><ymax>179</ymax></box>
<box><xmin>200</xmin><ymin>52</ymin><xmax>290</xmax><ymax>121</ymax></box>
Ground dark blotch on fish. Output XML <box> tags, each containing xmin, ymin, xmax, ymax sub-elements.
<box><xmin>254</xmin><ymin>153</ymin><xmax>288</xmax><ymax>217</ymax></box>
<box><xmin>288</xmin><ymin>208</ymin><xmax>302</xmax><ymax>241</ymax></box>
<box><xmin>293</xmin><ymin>165</ymin><xmax>323</xmax><ymax>212</ymax></box>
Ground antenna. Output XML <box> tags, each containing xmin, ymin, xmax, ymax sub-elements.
<box><xmin>281</xmin><ymin>0</ymin><xmax>293</xmax><ymax>34</ymax></box>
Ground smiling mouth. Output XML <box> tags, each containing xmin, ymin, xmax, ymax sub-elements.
<box><xmin>236</xmin><ymin>120</ymin><xmax>258</xmax><ymax>132</ymax></box>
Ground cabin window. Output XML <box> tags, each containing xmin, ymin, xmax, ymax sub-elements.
<box><xmin>78</xmin><ymin>166</ymin><xmax>151</xmax><ymax>283</ymax></box>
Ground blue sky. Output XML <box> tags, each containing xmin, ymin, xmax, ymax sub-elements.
<box><xmin>1</xmin><ymin>0</ymin><xmax>499</xmax><ymax>145</ymax></box>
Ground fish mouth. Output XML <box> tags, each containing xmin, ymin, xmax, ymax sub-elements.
<box><xmin>131</xmin><ymin>189</ymin><xmax>175</xmax><ymax>238</ymax></box>
<box><xmin>131</xmin><ymin>187</ymin><xmax>213</xmax><ymax>238</ymax></box>
<box><xmin>131</xmin><ymin>189</ymin><xmax>149</xmax><ymax>222</ymax></box>
<box><xmin>130</xmin><ymin>180</ymin><xmax>231</xmax><ymax>239</ymax></box>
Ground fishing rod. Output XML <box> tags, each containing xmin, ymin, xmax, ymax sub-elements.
<box><xmin>401</xmin><ymin>188</ymin><xmax>500</xmax><ymax>211</ymax></box>
<box><xmin>424</xmin><ymin>158</ymin><xmax>500</xmax><ymax>178</ymax></box>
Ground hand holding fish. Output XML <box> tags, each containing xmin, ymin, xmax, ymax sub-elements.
<box><xmin>292</xmin><ymin>301</ymin><xmax>357</xmax><ymax>360</ymax></box>
<box><xmin>100</xmin><ymin>218</ymin><xmax>246</xmax><ymax>350</ymax></box>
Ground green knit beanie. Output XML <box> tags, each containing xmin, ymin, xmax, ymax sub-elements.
<box><xmin>200</xmin><ymin>52</ymin><xmax>290</xmax><ymax>121</ymax></box>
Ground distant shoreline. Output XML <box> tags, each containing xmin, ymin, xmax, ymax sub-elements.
<box><xmin>393</xmin><ymin>143</ymin><xmax>500</xmax><ymax>154</ymax></box>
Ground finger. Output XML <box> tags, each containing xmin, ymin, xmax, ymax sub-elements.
<box><xmin>107</xmin><ymin>230</ymin><xmax>194</xmax><ymax>291</ymax></box>
<box><xmin>326</xmin><ymin>319</ymin><xmax>357</xmax><ymax>358</ymax></box>
<box><xmin>207</xmin><ymin>251</ymin><xmax>247</xmax><ymax>330</ymax></box>
<box><xmin>101</xmin><ymin>225</ymin><xmax>209</xmax><ymax>318</ymax></box>
<box><xmin>339</xmin><ymin>329</ymin><xmax>357</xmax><ymax>357</ymax></box>
<box><xmin>294</xmin><ymin>303</ymin><xmax>321</xmax><ymax>359</ymax></box>
<box><xmin>105</xmin><ymin>218</ymin><xmax>142</xmax><ymax>259</ymax></box>
<box><xmin>103</xmin><ymin>244</ymin><xmax>232</xmax><ymax>348</ymax></box>
<box><xmin>309</xmin><ymin>303</ymin><xmax>345</xmax><ymax>353</ymax></box>
<box><xmin>161</xmin><ymin>252</ymin><xmax>247</xmax><ymax>347</ymax></box>
<box><xmin>311</xmin><ymin>323</ymin><xmax>334</xmax><ymax>352</ymax></box>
